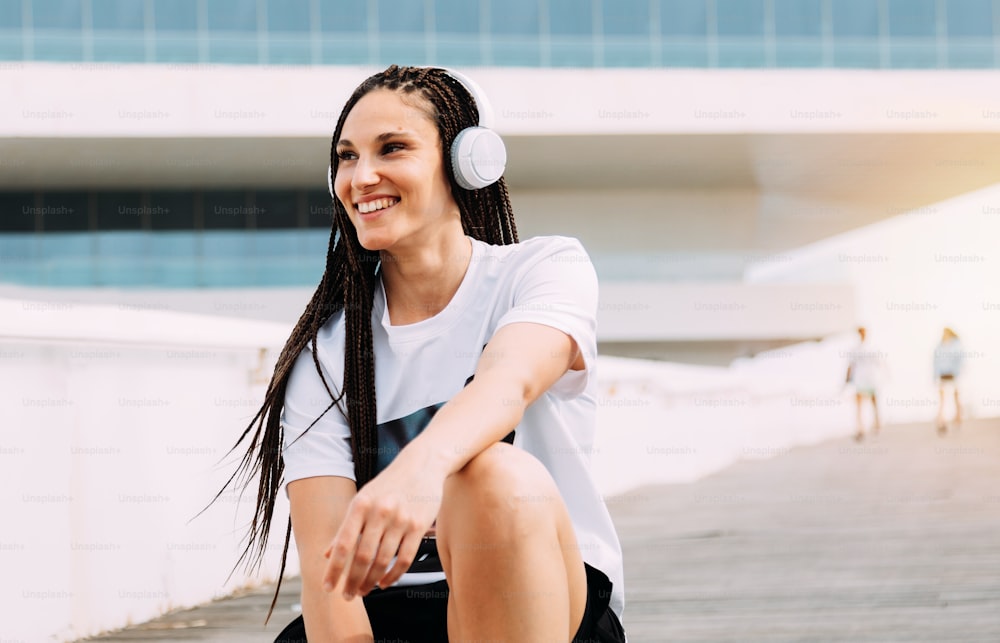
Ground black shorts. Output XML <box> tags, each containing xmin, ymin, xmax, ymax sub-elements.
<box><xmin>274</xmin><ymin>562</ymin><xmax>626</xmax><ymax>643</ymax></box>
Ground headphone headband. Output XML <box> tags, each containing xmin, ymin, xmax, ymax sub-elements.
<box><xmin>441</xmin><ymin>68</ymin><xmax>495</xmax><ymax>129</ymax></box>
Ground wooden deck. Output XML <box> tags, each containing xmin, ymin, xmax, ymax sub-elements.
<box><xmin>83</xmin><ymin>419</ymin><xmax>1000</xmax><ymax>642</ymax></box>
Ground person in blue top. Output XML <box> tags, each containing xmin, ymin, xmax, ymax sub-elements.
<box><xmin>933</xmin><ymin>327</ymin><xmax>964</xmax><ymax>436</ymax></box>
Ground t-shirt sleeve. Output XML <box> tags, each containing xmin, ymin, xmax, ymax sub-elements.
<box><xmin>494</xmin><ymin>237</ymin><xmax>599</xmax><ymax>398</ymax></box>
<box><xmin>281</xmin><ymin>347</ymin><xmax>356</xmax><ymax>486</ymax></box>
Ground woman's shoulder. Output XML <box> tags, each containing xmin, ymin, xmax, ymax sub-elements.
<box><xmin>474</xmin><ymin>235</ymin><xmax>591</xmax><ymax>265</ymax></box>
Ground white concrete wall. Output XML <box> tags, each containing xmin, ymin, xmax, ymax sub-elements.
<box><xmin>746</xmin><ymin>181</ymin><xmax>1000</xmax><ymax>424</ymax></box>
<box><xmin>2</xmin><ymin>299</ymin><xmax>294</xmax><ymax>642</ymax></box>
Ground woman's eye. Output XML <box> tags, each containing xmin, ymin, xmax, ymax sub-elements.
<box><xmin>336</xmin><ymin>150</ymin><xmax>356</xmax><ymax>161</ymax></box>
<box><xmin>383</xmin><ymin>143</ymin><xmax>405</xmax><ymax>154</ymax></box>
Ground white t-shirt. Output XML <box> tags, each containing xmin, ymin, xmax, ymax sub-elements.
<box><xmin>281</xmin><ymin>235</ymin><xmax>625</xmax><ymax>621</ymax></box>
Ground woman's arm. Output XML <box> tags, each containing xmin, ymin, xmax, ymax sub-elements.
<box><xmin>288</xmin><ymin>476</ymin><xmax>375</xmax><ymax>642</ymax></box>
<box><xmin>323</xmin><ymin>321</ymin><xmax>581</xmax><ymax>599</ymax></box>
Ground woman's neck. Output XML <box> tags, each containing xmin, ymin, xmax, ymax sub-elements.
<box><xmin>379</xmin><ymin>230</ymin><xmax>473</xmax><ymax>326</ymax></box>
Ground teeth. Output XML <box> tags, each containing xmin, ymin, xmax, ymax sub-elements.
<box><xmin>357</xmin><ymin>198</ymin><xmax>398</xmax><ymax>214</ymax></box>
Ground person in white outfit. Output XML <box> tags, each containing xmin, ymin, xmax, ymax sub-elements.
<box><xmin>933</xmin><ymin>327</ymin><xmax>964</xmax><ymax>435</ymax></box>
<box><xmin>846</xmin><ymin>326</ymin><xmax>882</xmax><ymax>441</ymax></box>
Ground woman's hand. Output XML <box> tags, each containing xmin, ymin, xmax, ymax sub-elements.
<box><xmin>321</xmin><ymin>453</ymin><xmax>446</xmax><ymax>599</ymax></box>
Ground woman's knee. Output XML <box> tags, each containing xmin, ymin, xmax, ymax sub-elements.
<box><xmin>438</xmin><ymin>442</ymin><xmax>562</xmax><ymax>536</ymax></box>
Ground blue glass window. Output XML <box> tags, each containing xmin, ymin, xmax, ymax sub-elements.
<box><xmin>832</xmin><ymin>0</ymin><xmax>880</xmax><ymax>36</ymax></box>
<box><xmin>33</xmin><ymin>0</ymin><xmax>83</xmax><ymax>29</ymax></box>
<box><xmin>380</xmin><ymin>0</ymin><xmax>425</xmax><ymax>32</ymax></box>
<box><xmin>153</xmin><ymin>0</ymin><xmax>198</xmax><ymax>31</ymax></box>
<box><xmin>148</xmin><ymin>192</ymin><xmax>195</xmax><ymax>230</ymax></box>
<box><xmin>40</xmin><ymin>192</ymin><xmax>89</xmax><ymax>232</ymax></box>
<box><xmin>660</xmin><ymin>0</ymin><xmax>706</xmax><ymax>36</ymax></box>
<box><xmin>491</xmin><ymin>0</ymin><xmax>539</xmax><ymax>35</ymax></box>
<box><xmin>888</xmin><ymin>0</ymin><xmax>935</xmax><ymax>36</ymax></box>
<box><xmin>717</xmin><ymin>0</ymin><xmax>765</xmax><ymax>36</ymax></box>
<box><xmin>435</xmin><ymin>0</ymin><xmax>479</xmax><ymax>33</ymax></box>
<box><xmin>549</xmin><ymin>0</ymin><xmax>592</xmax><ymax>35</ymax></box>
<box><xmin>254</xmin><ymin>191</ymin><xmax>300</xmax><ymax>229</ymax></box>
<box><xmin>306</xmin><ymin>191</ymin><xmax>334</xmax><ymax>228</ymax></box>
<box><xmin>321</xmin><ymin>2</ymin><xmax>367</xmax><ymax>32</ymax></box>
<box><xmin>267</xmin><ymin>0</ymin><xmax>311</xmax><ymax>32</ymax></box>
<box><xmin>92</xmin><ymin>0</ymin><xmax>146</xmax><ymax>30</ymax></box>
<box><xmin>946</xmin><ymin>0</ymin><xmax>993</xmax><ymax>36</ymax></box>
<box><xmin>206</xmin><ymin>0</ymin><xmax>258</xmax><ymax>31</ymax></box>
<box><xmin>0</xmin><ymin>193</ymin><xmax>36</xmax><ymax>232</ymax></box>
<box><xmin>774</xmin><ymin>0</ymin><xmax>822</xmax><ymax>36</ymax></box>
<box><xmin>96</xmin><ymin>192</ymin><xmax>144</xmax><ymax>230</ymax></box>
<box><xmin>603</xmin><ymin>0</ymin><xmax>649</xmax><ymax>35</ymax></box>
<box><xmin>203</xmin><ymin>191</ymin><xmax>248</xmax><ymax>229</ymax></box>
<box><xmin>0</xmin><ymin>2</ymin><xmax>23</xmax><ymax>29</ymax></box>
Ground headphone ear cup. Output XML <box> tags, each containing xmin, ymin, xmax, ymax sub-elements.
<box><xmin>451</xmin><ymin>126</ymin><xmax>507</xmax><ymax>190</ymax></box>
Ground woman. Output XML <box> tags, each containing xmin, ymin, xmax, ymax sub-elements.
<box><xmin>229</xmin><ymin>65</ymin><xmax>626</xmax><ymax>642</ymax></box>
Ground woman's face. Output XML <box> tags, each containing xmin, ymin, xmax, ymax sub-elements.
<box><xmin>333</xmin><ymin>88</ymin><xmax>460</xmax><ymax>253</ymax></box>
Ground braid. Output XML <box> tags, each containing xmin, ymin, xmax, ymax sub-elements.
<box><xmin>223</xmin><ymin>65</ymin><xmax>518</xmax><ymax>622</ymax></box>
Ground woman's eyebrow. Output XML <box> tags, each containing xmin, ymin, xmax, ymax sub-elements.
<box><xmin>337</xmin><ymin>131</ymin><xmax>417</xmax><ymax>149</ymax></box>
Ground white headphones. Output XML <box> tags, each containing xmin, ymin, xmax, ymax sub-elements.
<box><xmin>327</xmin><ymin>68</ymin><xmax>507</xmax><ymax>197</ymax></box>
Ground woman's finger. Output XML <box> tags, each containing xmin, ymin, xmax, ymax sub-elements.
<box><xmin>356</xmin><ymin>523</ymin><xmax>407</xmax><ymax>596</ymax></box>
<box><xmin>378</xmin><ymin>530</ymin><xmax>424</xmax><ymax>590</ymax></box>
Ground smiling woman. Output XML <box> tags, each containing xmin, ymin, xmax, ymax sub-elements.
<box><xmin>226</xmin><ymin>65</ymin><xmax>626</xmax><ymax>643</ymax></box>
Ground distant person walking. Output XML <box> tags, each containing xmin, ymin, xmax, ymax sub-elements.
<box><xmin>933</xmin><ymin>327</ymin><xmax>965</xmax><ymax>436</ymax></box>
<box><xmin>846</xmin><ymin>326</ymin><xmax>882</xmax><ymax>441</ymax></box>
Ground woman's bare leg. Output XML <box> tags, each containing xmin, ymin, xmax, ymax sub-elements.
<box><xmin>436</xmin><ymin>443</ymin><xmax>588</xmax><ymax>642</ymax></box>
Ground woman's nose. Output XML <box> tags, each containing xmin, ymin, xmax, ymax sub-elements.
<box><xmin>351</xmin><ymin>155</ymin><xmax>379</xmax><ymax>190</ymax></box>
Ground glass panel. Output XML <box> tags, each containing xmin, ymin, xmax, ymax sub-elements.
<box><xmin>148</xmin><ymin>192</ymin><xmax>195</xmax><ymax>230</ymax></box>
<box><xmin>206</xmin><ymin>0</ymin><xmax>258</xmax><ymax>31</ymax></box>
<box><xmin>40</xmin><ymin>192</ymin><xmax>89</xmax><ymax>232</ymax></box>
<box><xmin>320</xmin><ymin>35</ymin><xmax>371</xmax><ymax>64</ymax></box>
<box><xmin>92</xmin><ymin>34</ymin><xmax>146</xmax><ymax>62</ymax></box>
<box><xmin>148</xmin><ymin>231</ymin><xmax>199</xmax><ymax>286</ymax></box>
<box><xmin>717</xmin><ymin>40</ymin><xmax>767</xmax><ymax>66</ymax></box>
<box><xmin>947</xmin><ymin>40</ymin><xmax>994</xmax><ymax>66</ymax></box>
<box><xmin>378</xmin><ymin>37</ymin><xmax>428</xmax><ymax>65</ymax></box>
<box><xmin>207</xmin><ymin>34</ymin><xmax>258</xmax><ymax>63</ymax></box>
<box><xmin>32</xmin><ymin>33</ymin><xmax>84</xmax><ymax>60</ymax></box>
<box><xmin>95</xmin><ymin>232</ymin><xmax>151</xmax><ymax>286</ymax></box>
<box><xmin>550</xmin><ymin>39</ymin><xmax>595</xmax><ymax>66</ymax></box>
<box><xmin>96</xmin><ymin>191</ymin><xmax>143</xmax><ymax>230</ymax></box>
<box><xmin>268</xmin><ymin>36</ymin><xmax>312</xmax><ymax>63</ymax></box>
<box><xmin>775</xmin><ymin>40</ymin><xmax>824</xmax><ymax>66</ymax></box>
<box><xmin>774</xmin><ymin>0</ymin><xmax>822</xmax><ymax>36</ymax></box>
<box><xmin>0</xmin><ymin>33</ymin><xmax>23</xmax><ymax>59</ymax></box>
<box><xmin>0</xmin><ymin>192</ymin><xmax>36</xmax><ymax>232</ymax></box>
<box><xmin>549</xmin><ymin>0</ymin><xmax>592</xmax><ymax>35</ymax></box>
<box><xmin>91</xmin><ymin>0</ymin><xmax>146</xmax><ymax>30</ymax></box>
<box><xmin>603</xmin><ymin>0</ymin><xmax>649</xmax><ymax>35</ymax></box>
<box><xmin>832</xmin><ymin>41</ymin><xmax>881</xmax><ymax>66</ymax></box>
<box><xmin>888</xmin><ymin>0</ymin><xmax>935</xmax><ymax>36</ymax></box>
<box><xmin>0</xmin><ymin>2</ymin><xmax>23</xmax><ymax>29</ymax></box>
<box><xmin>267</xmin><ymin>0</ymin><xmax>311</xmax><ymax>31</ymax></box>
<box><xmin>832</xmin><ymin>0</ymin><xmax>880</xmax><ymax>36</ymax></box>
<box><xmin>380</xmin><ymin>0</ymin><xmax>425</xmax><ymax>32</ymax></box>
<box><xmin>491</xmin><ymin>0</ymin><xmax>539</xmax><ymax>35</ymax></box>
<box><xmin>153</xmin><ymin>0</ymin><xmax>198</xmax><ymax>31</ymax></box>
<box><xmin>203</xmin><ymin>191</ymin><xmax>248</xmax><ymax>229</ymax></box>
<box><xmin>889</xmin><ymin>41</ymin><xmax>938</xmax><ymax>66</ymax></box>
<box><xmin>306</xmin><ymin>190</ymin><xmax>334</xmax><ymax>228</ymax></box>
<box><xmin>321</xmin><ymin>2</ymin><xmax>367</xmax><ymax>32</ymax></box>
<box><xmin>435</xmin><ymin>0</ymin><xmax>479</xmax><ymax>33</ymax></box>
<box><xmin>660</xmin><ymin>39</ymin><xmax>709</xmax><ymax>65</ymax></box>
<box><xmin>946</xmin><ymin>0</ymin><xmax>994</xmax><ymax>36</ymax></box>
<box><xmin>717</xmin><ymin>0</ymin><xmax>765</xmax><ymax>36</ymax></box>
<box><xmin>660</xmin><ymin>0</ymin><xmax>707</xmax><ymax>36</ymax></box>
<box><xmin>33</xmin><ymin>0</ymin><xmax>83</xmax><ymax>29</ymax></box>
<box><xmin>154</xmin><ymin>33</ymin><xmax>200</xmax><ymax>62</ymax></box>
<box><xmin>491</xmin><ymin>38</ymin><xmax>540</xmax><ymax>65</ymax></box>
<box><xmin>604</xmin><ymin>40</ymin><xmax>653</xmax><ymax>66</ymax></box>
<box><xmin>434</xmin><ymin>36</ymin><xmax>480</xmax><ymax>65</ymax></box>
<box><xmin>254</xmin><ymin>190</ymin><xmax>299</xmax><ymax>229</ymax></box>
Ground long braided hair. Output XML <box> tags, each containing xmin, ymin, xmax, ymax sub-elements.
<box><xmin>223</xmin><ymin>65</ymin><xmax>518</xmax><ymax>617</ymax></box>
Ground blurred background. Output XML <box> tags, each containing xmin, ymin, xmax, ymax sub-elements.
<box><xmin>2</xmin><ymin>1</ymin><xmax>999</xmax><ymax>640</ymax></box>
